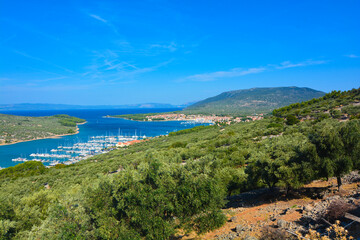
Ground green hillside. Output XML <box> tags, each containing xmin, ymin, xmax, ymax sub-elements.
<box><xmin>273</xmin><ymin>87</ymin><xmax>360</xmax><ymax>120</ymax></box>
<box><xmin>184</xmin><ymin>87</ymin><xmax>325</xmax><ymax>115</ymax></box>
<box><xmin>0</xmin><ymin>89</ymin><xmax>359</xmax><ymax>239</ymax></box>
<box><xmin>0</xmin><ymin>114</ymin><xmax>86</xmax><ymax>144</ymax></box>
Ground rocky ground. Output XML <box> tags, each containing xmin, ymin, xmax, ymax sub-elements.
<box><xmin>182</xmin><ymin>172</ymin><xmax>360</xmax><ymax>240</ymax></box>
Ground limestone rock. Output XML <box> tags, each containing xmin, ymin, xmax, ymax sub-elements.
<box><xmin>277</xmin><ymin>219</ymin><xmax>288</xmax><ymax>228</ymax></box>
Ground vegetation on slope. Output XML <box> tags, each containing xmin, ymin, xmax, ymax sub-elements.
<box><xmin>273</xmin><ymin>87</ymin><xmax>360</xmax><ymax>120</ymax></box>
<box><xmin>184</xmin><ymin>87</ymin><xmax>325</xmax><ymax>115</ymax></box>
<box><xmin>0</xmin><ymin>89</ymin><xmax>359</xmax><ymax>239</ymax></box>
<box><xmin>0</xmin><ymin>114</ymin><xmax>86</xmax><ymax>144</ymax></box>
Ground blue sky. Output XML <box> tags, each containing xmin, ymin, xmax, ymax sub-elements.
<box><xmin>0</xmin><ymin>0</ymin><xmax>359</xmax><ymax>105</ymax></box>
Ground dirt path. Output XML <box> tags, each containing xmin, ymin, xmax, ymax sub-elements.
<box><xmin>180</xmin><ymin>173</ymin><xmax>360</xmax><ymax>239</ymax></box>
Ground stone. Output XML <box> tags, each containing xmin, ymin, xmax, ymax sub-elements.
<box><xmin>277</xmin><ymin>219</ymin><xmax>288</xmax><ymax>228</ymax></box>
<box><xmin>303</xmin><ymin>205</ymin><xmax>313</xmax><ymax>212</ymax></box>
<box><xmin>235</xmin><ymin>224</ymin><xmax>246</xmax><ymax>233</ymax></box>
<box><xmin>244</xmin><ymin>235</ymin><xmax>258</xmax><ymax>240</ymax></box>
<box><xmin>230</xmin><ymin>216</ymin><xmax>237</xmax><ymax>222</ymax></box>
<box><xmin>217</xmin><ymin>232</ymin><xmax>238</xmax><ymax>240</ymax></box>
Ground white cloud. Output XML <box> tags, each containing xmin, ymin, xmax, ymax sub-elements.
<box><xmin>89</xmin><ymin>14</ymin><xmax>107</xmax><ymax>23</ymax></box>
<box><xmin>87</xmin><ymin>13</ymin><xmax>120</xmax><ymax>35</ymax></box>
<box><xmin>150</xmin><ymin>42</ymin><xmax>178</xmax><ymax>52</ymax></box>
<box><xmin>186</xmin><ymin>67</ymin><xmax>267</xmax><ymax>82</ymax></box>
<box><xmin>84</xmin><ymin>49</ymin><xmax>173</xmax><ymax>83</ymax></box>
<box><xmin>276</xmin><ymin>60</ymin><xmax>328</xmax><ymax>69</ymax></box>
<box><xmin>345</xmin><ymin>54</ymin><xmax>359</xmax><ymax>58</ymax></box>
<box><xmin>182</xmin><ymin>59</ymin><xmax>328</xmax><ymax>82</ymax></box>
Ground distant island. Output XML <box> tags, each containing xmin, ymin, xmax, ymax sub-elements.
<box><xmin>0</xmin><ymin>114</ymin><xmax>86</xmax><ymax>145</ymax></box>
<box><xmin>111</xmin><ymin>87</ymin><xmax>326</xmax><ymax>122</ymax></box>
<box><xmin>0</xmin><ymin>103</ymin><xmax>186</xmax><ymax>111</ymax></box>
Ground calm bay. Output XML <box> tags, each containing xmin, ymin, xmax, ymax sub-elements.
<box><xmin>0</xmin><ymin>108</ymin><xmax>205</xmax><ymax>168</ymax></box>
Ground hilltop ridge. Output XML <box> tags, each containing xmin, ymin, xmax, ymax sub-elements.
<box><xmin>184</xmin><ymin>86</ymin><xmax>325</xmax><ymax>115</ymax></box>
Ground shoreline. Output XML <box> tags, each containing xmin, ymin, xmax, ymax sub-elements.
<box><xmin>105</xmin><ymin>115</ymin><xmax>201</xmax><ymax>122</ymax></box>
<box><xmin>0</xmin><ymin>121</ymin><xmax>87</xmax><ymax>146</ymax></box>
<box><xmin>107</xmin><ymin>116</ymin><xmax>213</xmax><ymax>124</ymax></box>
<box><xmin>104</xmin><ymin>115</ymin><xmax>172</xmax><ymax>122</ymax></box>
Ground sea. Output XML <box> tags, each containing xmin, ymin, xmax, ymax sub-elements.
<box><xmin>0</xmin><ymin>108</ymin><xmax>206</xmax><ymax>168</ymax></box>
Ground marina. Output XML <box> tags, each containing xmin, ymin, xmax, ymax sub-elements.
<box><xmin>11</xmin><ymin>134</ymin><xmax>146</xmax><ymax>166</ymax></box>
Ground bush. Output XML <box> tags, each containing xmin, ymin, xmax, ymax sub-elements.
<box><xmin>192</xmin><ymin>210</ymin><xmax>226</xmax><ymax>234</ymax></box>
<box><xmin>295</xmin><ymin>221</ymin><xmax>353</xmax><ymax>239</ymax></box>
<box><xmin>260</xmin><ymin>226</ymin><xmax>296</xmax><ymax>240</ymax></box>
<box><xmin>286</xmin><ymin>115</ymin><xmax>300</xmax><ymax>125</ymax></box>
<box><xmin>169</xmin><ymin>125</ymin><xmax>213</xmax><ymax>136</ymax></box>
<box><xmin>67</xmin><ymin>129</ymin><xmax>75</xmax><ymax>134</ymax></box>
<box><xmin>58</xmin><ymin>119</ymin><xmax>76</xmax><ymax>127</ymax></box>
<box><xmin>0</xmin><ymin>161</ymin><xmax>46</xmax><ymax>180</ymax></box>
<box><xmin>325</xmin><ymin>199</ymin><xmax>355</xmax><ymax>223</ymax></box>
<box><xmin>267</xmin><ymin>122</ymin><xmax>283</xmax><ymax>128</ymax></box>
<box><xmin>330</xmin><ymin>109</ymin><xmax>342</xmax><ymax>119</ymax></box>
<box><xmin>0</xmin><ymin>220</ymin><xmax>16</xmax><ymax>239</ymax></box>
<box><xmin>83</xmin><ymin>159</ymin><xmax>227</xmax><ymax>239</ymax></box>
<box><xmin>170</xmin><ymin>141</ymin><xmax>187</xmax><ymax>148</ymax></box>
<box><xmin>54</xmin><ymin>114</ymin><xmax>85</xmax><ymax>127</ymax></box>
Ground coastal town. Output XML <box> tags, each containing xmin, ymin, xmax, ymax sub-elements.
<box><xmin>144</xmin><ymin>113</ymin><xmax>264</xmax><ymax>124</ymax></box>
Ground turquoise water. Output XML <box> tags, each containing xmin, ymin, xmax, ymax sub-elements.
<box><xmin>0</xmin><ymin>108</ymin><xmax>205</xmax><ymax>168</ymax></box>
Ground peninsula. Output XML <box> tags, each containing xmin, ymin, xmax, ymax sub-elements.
<box><xmin>0</xmin><ymin>114</ymin><xmax>86</xmax><ymax>145</ymax></box>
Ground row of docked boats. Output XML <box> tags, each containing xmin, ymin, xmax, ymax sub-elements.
<box><xmin>11</xmin><ymin>134</ymin><xmax>146</xmax><ymax>167</ymax></box>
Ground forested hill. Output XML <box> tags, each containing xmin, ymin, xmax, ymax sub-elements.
<box><xmin>273</xmin><ymin>87</ymin><xmax>360</xmax><ymax>120</ymax></box>
<box><xmin>184</xmin><ymin>87</ymin><xmax>325</xmax><ymax>115</ymax></box>
<box><xmin>0</xmin><ymin>114</ymin><xmax>85</xmax><ymax>144</ymax></box>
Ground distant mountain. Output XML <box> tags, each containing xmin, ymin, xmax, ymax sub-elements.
<box><xmin>184</xmin><ymin>87</ymin><xmax>326</xmax><ymax>115</ymax></box>
<box><xmin>0</xmin><ymin>103</ymin><xmax>186</xmax><ymax>111</ymax></box>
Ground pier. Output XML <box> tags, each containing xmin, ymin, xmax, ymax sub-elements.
<box><xmin>12</xmin><ymin>134</ymin><xmax>146</xmax><ymax>166</ymax></box>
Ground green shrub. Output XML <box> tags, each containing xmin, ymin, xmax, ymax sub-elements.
<box><xmin>0</xmin><ymin>161</ymin><xmax>46</xmax><ymax>180</ymax></box>
<box><xmin>192</xmin><ymin>210</ymin><xmax>227</xmax><ymax>234</ymax></box>
<box><xmin>286</xmin><ymin>115</ymin><xmax>300</xmax><ymax>125</ymax></box>
<box><xmin>170</xmin><ymin>141</ymin><xmax>187</xmax><ymax>148</ymax></box>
